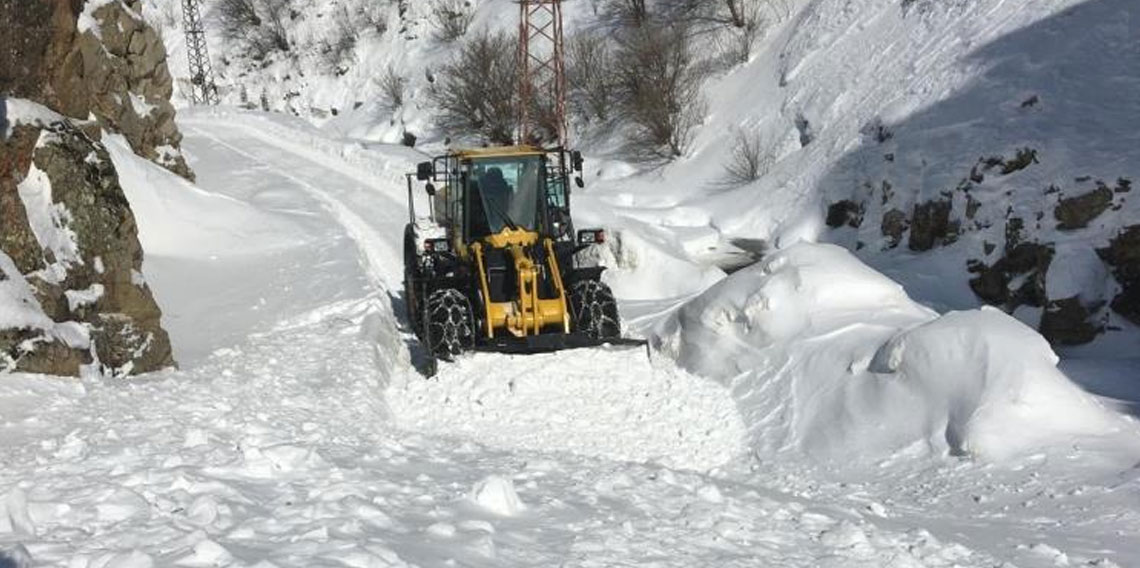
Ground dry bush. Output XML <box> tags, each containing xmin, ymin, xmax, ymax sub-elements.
<box><xmin>218</xmin><ymin>0</ymin><xmax>291</xmax><ymax>58</ymax></box>
<box><xmin>566</xmin><ymin>32</ymin><xmax>615</xmax><ymax>124</ymax></box>
<box><xmin>430</xmin><ymin>0</ymin><xmax>475</xmax><ymax>42</ymax></box>
<box><xmin>604</xmin><ymin>0</ymin><xmax>650</xmax><ymax>27</ymax></box>
<box><xmin>613</xmin><ymin>23</ymin><xmax>707</xmax><ymax>159</ymax></box>
<box><xmin>432</xmin><ymin>31</ymin><xmax>519</xmax><ymax>145</ymax></box>
<box><xmin>378</xmin><ymin>64</ymin><xmax>406</xmax><ymax>109</ymax></box>
<box><xmin>723</xmin><ymin>127</ymin><xmax>772</xmax><ymax>184</ymax></box>
<box><xmin>359</xmin><ymin>1</ymin><xmax>389</xmax><ymax>35</ymax></box>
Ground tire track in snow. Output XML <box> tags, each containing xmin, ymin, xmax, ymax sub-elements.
<box><xmin>182</xmin><ymin>121</ymin><xmax>406</xmax><ymax>291</ymax></box>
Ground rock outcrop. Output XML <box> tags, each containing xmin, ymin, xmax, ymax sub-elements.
<box><xmin>1098</xmin><ymin>225</ymin><xmax>1140</xmax><ymax>326</ymax></box>
<box><xmin>0</xmin><ymin>0</ymin><xmax>178</xmax><ymax>376</ymax></box>
<box><xmin>823</xmin><ymin>144</ymin><xmax>1132</xmax><ymax>346</ymax></box>
<box><xmin>1</xmin><ymin>115</ymin><xmax>174</xmax><ymax>376</ymax></box>
<box><xmin>1</xmin><ymin>0</ymin><xmax>193</xmax><ymax>179</ymax></box>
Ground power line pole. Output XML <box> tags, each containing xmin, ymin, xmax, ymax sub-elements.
<box><xmin>517</xmin><ymin>0</ymin><xmax>567</xmax><ymax>147</ymax></box>
<box><xmin>182</xmin><ymin>0</ymin><xmax>219</xmax><ymax>105</ymax></box>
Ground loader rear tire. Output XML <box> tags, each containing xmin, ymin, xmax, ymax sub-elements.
<box><xmin>570</xmin><ymin>280</ymin><xmax>620</xmax><ymax>340</ymax></box>
<box><xmin>426</xmin><ymin>288</ymin><xmax>475</xmax><ymax>360</ymax></box>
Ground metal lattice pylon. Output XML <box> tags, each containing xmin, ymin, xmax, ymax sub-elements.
<box><xmin>517</xmin><ymin>0</ymin><xmax>567</xmax><ymax>147</ymax></box>
<box><xmin>182</xmin><ymin>0</ymin><xmax>219</xmax><ymax>105</ymax></box>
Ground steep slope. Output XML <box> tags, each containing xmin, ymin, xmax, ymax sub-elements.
<box><xmin>585</xmin><ymin>0</ymin><xmax>1140</xmax><ymax>349</ymax></box>
<box><xmin>148</xmin><ymin>0</ymin><xmax>1140</xmax><ymax>349</ymax></box>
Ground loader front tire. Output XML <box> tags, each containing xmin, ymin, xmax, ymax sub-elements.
<box><xmin>426</xmin><ymin>288</ymin><xmax>475</xmax><ymax>360</ymax></box>
<box><xmin>570</xmin><ymin>280</ymin><xmax>620</xmax><ymax>340</ymax></box>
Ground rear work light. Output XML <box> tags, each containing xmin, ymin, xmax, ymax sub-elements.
<box><xmin>424</xmin><ymin>238</ymin><xmax>451</xmax><ymax>253</ymax></box>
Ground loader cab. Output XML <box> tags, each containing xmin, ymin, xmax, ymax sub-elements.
<box><xmin>417</xmin><ymin>146</ymin><xmax>577</xmax><ymax>250</ymax></box>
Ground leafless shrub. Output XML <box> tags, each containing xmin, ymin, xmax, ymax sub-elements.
<box><xmin>378</xmin><ymin>64</ymin><xmax>407</xmax><ymax>109</ymax></box>
<box><xmin>724</xmin><ymin>127</ymin><xmax>772</xmax><ymax>184</ymax></box>
<box><xmin>604</xmin><ymin>0</ymin><xmax>650</xmax><ymax>27</ymax></box>
<box><xmin>217</xmin><ymin>0</ymin><xmax>291</xmax><ymax>58</ymax></box>
<box><xmin>567</xmin><ymin>32</ymin><xmax>615</xmax><ymax>124</ymax></box>
<box><xmin>432</xmin><ymin>30</ymin><xmax>519</xmax><ymax>145</ymax></box>
<box><xmin>613</xmin><ymin>23</ymin><xmax>707</xmax><ymax>159</ymax></box>
<box><xmin>360</xmin><ymin>1</ymin><xmax>389</xmax><ymax>35</ymax></box>
<box><xmin>658</xmin><ymin>0</ymin><xmax>748</xmax><ymax>30</ymax></box>
<box><xmin>430</xmin><ymin>0</ymin><xmax>475</xmax><ymax>42</ymax></box>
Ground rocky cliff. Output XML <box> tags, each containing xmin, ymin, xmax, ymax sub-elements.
<box><xmin>0</xmin><ymin>0</ymin><xmax>179</xmax><ymax>376</ymax></box>
<box><xmin>1</xmin><ymin>0</ymin><xmax>193</xmax><ymax>179</ymax></box>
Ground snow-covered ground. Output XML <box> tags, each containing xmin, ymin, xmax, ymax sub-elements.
<box><xmin>2</xmin><ymin>108</ymin><xmax>1139</xmax><ymax>567</ymax></box>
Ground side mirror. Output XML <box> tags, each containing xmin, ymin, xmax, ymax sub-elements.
<box><xmin>577</xmin><ymin>228</ymin><xmax>605</xmax><ymax>245</ymax></box>
<box><xmin>425</xmin><ymin>182</ymin><xmax>436</xmax><ymax>197</ymax></box>
<box><xmin>570</xmin><ymin>151</ymin><xmax>584</xmax><ymax>172</ymax></box>
<box><xmin>575</xmin><ymin>176</ymin><xmax>584</xmax><ymax>188</ymax></box>
<box><xmin>416</xmin><ymin>161</ymin><xmax>434</xmax><ymax>181</ymax></box>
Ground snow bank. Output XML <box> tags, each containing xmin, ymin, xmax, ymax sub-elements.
<box><xmin>656</xmin><ymin>243</ymin><xmax>1134</xmax><ymax>463</ymax></box>
<box><xmin>104</xmin><ymin>133</ymin><xmax>302</xmax><ymax>259</ymax></box>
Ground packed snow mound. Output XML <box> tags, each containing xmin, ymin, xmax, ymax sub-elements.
<box><xmin>656</xmin><ymin>243</ymin><xmax>1135</xmax><ymax>462</ymax></box>
<box><xmin>387</xmin><ymin>348</ymin><xmax>747</xmax><ymax>471</ymax></box>
<box><xmin>870</xmin><ymin>308</ymin><xmax>1128</xmax><ymax>460</ymax></box>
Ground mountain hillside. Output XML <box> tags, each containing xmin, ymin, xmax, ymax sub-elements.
<box><xmin>147</xmin><ymin>0</ymin><xmax>1139</xmax><ymax>350</ymax></box>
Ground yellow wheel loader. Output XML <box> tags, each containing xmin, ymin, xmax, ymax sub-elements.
<box><xmin>402</xmin><ymin>146</ymin><xmax>644</xmax><ymax>375</ymax></box>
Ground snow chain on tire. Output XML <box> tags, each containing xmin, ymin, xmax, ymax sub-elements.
<box><xmin>569</xmin><ymin>280</ymin><xmax>621</xmax><ymax>340</ymax></box>
<box><xmin>426</xmin><ymin>288</ymin><xmax>475</xmax><ymax>359</ymax></box>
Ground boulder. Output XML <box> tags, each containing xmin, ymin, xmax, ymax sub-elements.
<box><xmin>1054</xmin><ymin>186</ymin><xmax>1113</xmax><ymax>231</ymax></box>
<box><xmin>1039</xmin><ymin>296</ymin><xmax>1102</xmax><ymax>345</ymax></box>
<box><xmin>908</xmin><ymin>198</ymin><xmax>954</xmax><ymax>251</ymax></box>
<box><xmin>880</xmin><ymin>208</ymin><xmax>908</xmax><ymax>249</ymax></box>
<box><xmin>968</xmin><ymin>242</ymin><xmax>1054</xmax><ymax>309</ymax></box>
<box><xmin>825</xmin><ymin>199</ymin><xmax>863</xmax><ymax>229</ymax></box>
<box><xmin>1098</xmin><ymin>225</ymin><xmax>1140</xmax><ymax>326</ymax></box>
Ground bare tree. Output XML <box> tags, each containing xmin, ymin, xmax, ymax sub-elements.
<box><xmin>723</xmin><ymin>127</ymin><xmax>772</xmax><ymax>184</ymax></box>
<box><xmin>432</xmin><ymin>31</ymin><xmax>519</xmax><ymax>145</ymax></box>
<box><xmin>566</xmin><ymin>32</ymin><xmax>614</xmax><ymax>123</ymax></box>
<box><xmin>430</xmin><ymin>0</ymin><xmax>475</xmax><ymax>42</ymax></box>
<box><xmin>659</xmin><ymin>0</ymin><xmax>766</xmax><ymax>31</ymax></box>
<box><xmin>217</xmin><ymin>0</ymin><xmax>261</xmax><ymax>38</ymax></box>
<box><xmin>613</xmin><ymin>23</ymin><xmax>707</xmax><ymax>158</ymax></box>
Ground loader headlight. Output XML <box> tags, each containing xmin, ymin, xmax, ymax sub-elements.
<box><xmin>424</xmin><ymin>238</ymin><xmax>451</xmax><ymax>253</ymax></box>
<box><xmin>577</xmin><ymin>229</ymin><xmax>606</xmax><ymax>245</ymax></box>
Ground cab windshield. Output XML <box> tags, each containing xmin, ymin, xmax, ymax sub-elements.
<box><xmin>469</xmin><ymin>156</ymin><xmax>542</xmax><ymax>235</ymax></box>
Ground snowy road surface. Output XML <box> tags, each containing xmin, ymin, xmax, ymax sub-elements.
<box><xmin>1</xmin><ymin>109</ymin><xmax>1138</xmax><ymax>567</ymax></box>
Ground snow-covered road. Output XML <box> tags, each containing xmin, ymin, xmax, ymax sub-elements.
<box><xmin>2</xmin><ymin>109</ymin><xmax>1138</xmax><ymax>568</ymax></box>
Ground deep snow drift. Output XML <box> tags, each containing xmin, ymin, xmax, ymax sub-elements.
<box><xmin>656</xmin><ymin>243</ymin><xmax>1137</xmax><ymax>463</ymax></box>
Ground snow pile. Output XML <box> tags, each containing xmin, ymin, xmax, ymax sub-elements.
<box><xmin>656</xmin><ymin>242</ymin><xmax>1135</xmax><ymax>462</ymax></box>
<box><xmin>388</xmin><ymin>348</ymin><xmax>747</xmax><ymax>471</ymax></box>
<box><xmin>0</xmin><ymin>254</ymin><xmax>54</xmax><ymax>334</ymax></box>
<box><xmin>470</xmin><ymin>475</ymin><xmax>526</xmax><ymax>516</ymax></box>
